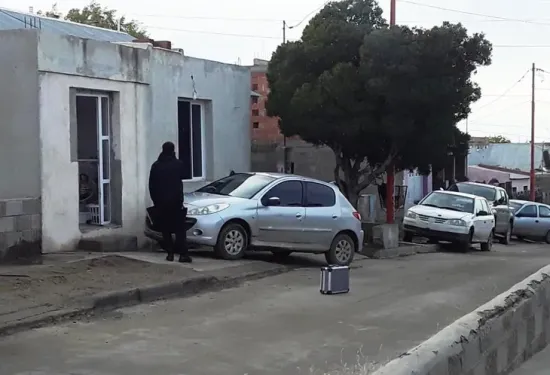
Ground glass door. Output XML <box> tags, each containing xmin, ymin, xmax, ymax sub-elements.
<box><xmin>97</xmin><ymin>96</ymin><xmax>111</xmax><ymax>225</ymax></box>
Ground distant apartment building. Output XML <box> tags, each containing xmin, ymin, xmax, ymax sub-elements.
<box><xmin>250</xmin><ymin>59</ymin><xmax>283</xmax><ymax>144</ymax></box>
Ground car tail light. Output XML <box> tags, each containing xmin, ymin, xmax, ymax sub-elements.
<box><xmin>352</xmin><ymin>211</ymin><xmax>361</xmax><ymax>221</ymax></box>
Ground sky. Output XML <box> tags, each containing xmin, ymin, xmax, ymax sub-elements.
<box><xmin>2</xmin><ymin>0</ymin><xmax>550</xmax><ymax>143</ymax></box>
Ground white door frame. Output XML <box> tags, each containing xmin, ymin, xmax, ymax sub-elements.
<box><xmin>76</xmin><ymin>93</ymin><xmax>111</xmax><ymax>225</ymax></box>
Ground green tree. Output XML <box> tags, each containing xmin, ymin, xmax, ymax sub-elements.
<box><xmin>39</xmin><ymin>1</ymin><xmax>148</xmax><ymax>39</ymax></box>
<box><xmin>487</xmin><ymin>135</ymin><xmax>511</xmax><ymax>143</ymax></box>
<box><xmin>267</xmin><ymin>0</ymin><xmax>491</xmax><ymax>206</ymax></box>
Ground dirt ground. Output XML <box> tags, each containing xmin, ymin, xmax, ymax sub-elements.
<box><xmin>0</xmin><ymin>255</ymin><xmax>198</xmax><ymax>317</ymax></box>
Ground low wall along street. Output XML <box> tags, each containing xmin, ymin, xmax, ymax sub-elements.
<box><xmin>373</xmin><ymin>265</ymin><xmax>550</xmax><ymax>375</ymax></box>
<box><xmin>0</xmin><ymin>197</ymin><xmax>41</xmax><ymax>263</ymax></box>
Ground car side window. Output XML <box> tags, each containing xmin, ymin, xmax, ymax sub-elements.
<box><xmin>263</xmin><ymin>181</ymin><xmax>303</xmax><ymax>207</ymax></box>
<box><xmin>500</xmin><ymin>190</ymin><xmax>509</xmax><ymax>205</ymax></box>
<box><xmin>539</xmin><ymin>206</ymin><xmax>550</xmax><ymax>218</ymax></box>
<box><xmin>518</xmin><ymin>204</ymin><xmax>538</xmax><ymax>218</ymax></box>
<box><xmin>480</xmin><ymin>199</ymin><xmax>490</xmax><ymax>214</ymax></box>
<box><xmin>305</xmin><ymin>182</ymin><xmax>336</xmax><ymax>207</ymax></box>
<box><xmin>474</xmin><ymin>199</ymin><xmax>483</xmax><ymax>215</ymax></box>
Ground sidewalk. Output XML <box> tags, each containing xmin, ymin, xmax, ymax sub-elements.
<box><xmin>0</xmin><ymin>249</ymin><xmax>308</xmax><ymax>336</ymax></box>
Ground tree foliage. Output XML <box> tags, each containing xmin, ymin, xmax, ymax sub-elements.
<box><xmin>39</xmin><ymin>1</ymin><xmax>148</xmax><ymax>39</ymax></box>
<box><xmin>267</xmin><ymin>0</ymin><xmax>491</xmax><ymax>206</ymax></box>
<box><xmin>487</xmin><ymin>135</ymin><xmax>511</xmax><ymax>143</ymax></box>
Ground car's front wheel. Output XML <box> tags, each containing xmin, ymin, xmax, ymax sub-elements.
<box><xmin>214</xmin><ymin>222</ymin><xmax>248</xmax><ymax>260</ymax></box>
<box><xmin>457</xmin><ymin>228</ymin><xmax>474</xmax><ymax>253</ymax></box>
<box><xmin>481</xmin><ymin>230</ymin><xmax>494</xmax><ymax>252</ymax></box>
<box><xmin>325</xmin><ymin>233</ymin><xmax>355</xmax><ymax>266</ymax></box>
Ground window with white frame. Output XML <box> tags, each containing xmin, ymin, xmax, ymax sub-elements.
<box><xmin>177</xmin><ymin>99</ymin><xmax>205</xmax><ymax>180</ymax></box>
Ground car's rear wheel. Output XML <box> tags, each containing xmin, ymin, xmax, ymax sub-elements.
<box><xmin>403</xmin><ymin>231</ymin><xmax>413</xmax><ymax>242</ymax></box>
<box><xmin>481</xmin><ymin>230</ymin><xmax>494</xmax><ymax>252</ymax></box>
<box><xmin>545</xmin><ymin>231</ymin><xmax>550</xmax><ymax>245</ymax></box>
<box><xmin>499</xmin><ymin>222</ymin><xmax>512</xmax><ymax>245</ymax></box>
<box><xmin>214</xmin><ymin>222</ymin><xmax>248</xmax><ymax>260</ymax></box>
<box><xmin>325</xmin><ymin>233</ymin><xmax>355</xmax><ymax>266</ymax></box>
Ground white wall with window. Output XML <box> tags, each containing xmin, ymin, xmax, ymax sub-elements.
<box><xmin>147</xmin><ymin>50</ymin><xmax>251</xmax><ymax>197</ymax></box>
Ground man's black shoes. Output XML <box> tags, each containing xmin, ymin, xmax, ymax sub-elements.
<box><xmin>179</xmin><ymin>255</ymin><xmax>192</xmax><ymax>263</ymax></box>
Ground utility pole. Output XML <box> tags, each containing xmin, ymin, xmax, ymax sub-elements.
<box><xmin>530</xmin><ymin>62</ymin><xmax>536</xmax><ymax>201</ymax></box>
<box><xmin>386</xmin><ymin>0</ymin><xmax>397</xmax><ymax>224</ymax></box>
<box><xmin>282</xmin><ymin>20</ymin><xmax>288</xmax><ymax>173</ymax></box>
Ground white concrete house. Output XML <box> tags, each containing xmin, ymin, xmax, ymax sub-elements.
<box><xmin>0</xmin><ymin>28</ymin><xmax>251</xmax><ymax>259</ymax></box>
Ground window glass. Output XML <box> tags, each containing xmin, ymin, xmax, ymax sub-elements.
<box><xmin>264</xmin><ymin>181</ymin><xmax>303</xmax><ymax>207</ymax></box>
<box><xmin>306</xmin><ymin>182</ymin><xmax>336</xmax><ymax>207</ymax></box>
<box><xmin>450</xmin><ymin>183</ymin><xmax>497</xmax><ymax>201</ymax></box>
<box><xmin>519</xmin><ymin>205</ymin><xmax>538</xmax><ymax>218</ymax></box>
<box><xmin>474</xmin><ymin>199</ymin><xmax>482</xmax><ymax>214</ymax></box>
<box><xmin>420</xmin><ymin>192</ymin><xmax>474</xmax><ymax>213</ymax></box>
<box><xmin>510</xmin><ymin>201</ymin><xmax>524</xmax><ymax>212</ymax></box>
<box><xmin>196</xmin><ymin>173</ymin><xmax>275</xmax><ymax>199</ymax></box>
<box><xmin>539</xmin><ymin>206</ymin><xmax>550</xmax><ymax>218</ymax></box>
<box><xmin>480</xmin><ymin>199</ymin><xmax>490</xmax><ymax>214</ymax></box>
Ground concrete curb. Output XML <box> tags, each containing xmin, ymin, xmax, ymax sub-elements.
<box><xmin>372</xmin><ymin>264</ymin><xmax>550</xmax><ymax>375</ymax></box>
<box><xmin>0</xmin><ymin>263</ymin><xmax>295</xmax><ymax>337</ymax></box>
<box><xmin>370</xmin><ymin>243</ymin><xmax>438</xmax><ymax>259</ymax></box>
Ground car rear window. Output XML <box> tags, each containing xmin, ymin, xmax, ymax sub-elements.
<box><xmin>449</xmin><ymin>183</ymin><xmax>496</xmax><ymax>202</ymax></box>
<box><xmin>509</xmin><ymin>201</ymin><xmax>524</xmax><ymax>212</ymax></box>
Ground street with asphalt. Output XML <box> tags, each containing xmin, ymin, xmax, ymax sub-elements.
<box><xmin>2</xmin><ymin>241</ymin><xmax>550</xmax><ymax>375</ymax></box>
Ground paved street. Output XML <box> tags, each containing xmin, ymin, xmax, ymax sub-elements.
<box><xmin>2</xmin><ymin>242</ymin><xmax>550</xmax><ymax>375</ymax></box>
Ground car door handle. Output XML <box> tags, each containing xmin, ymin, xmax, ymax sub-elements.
<box><xmin>296</xmin><ymin>213</ymin><xmax>302</xmax><ymax>218</ymax></box>
<box><xmin>536</xmin><ymin>220</ymin><xmax>539</xmax><ymax>223</ymax></box>
<box><xmin>332</xmin><ymin>215</ymin><xmax>338</xmax><ymax>219</ymax></box>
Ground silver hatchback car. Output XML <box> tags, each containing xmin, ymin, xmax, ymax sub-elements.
<box><xmin>145</xmin><ymin>172</ymin><xmax>364</xmax><ymax>266</ymax></box>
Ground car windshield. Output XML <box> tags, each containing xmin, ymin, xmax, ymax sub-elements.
<box><xmin>449</xmin><ymin>183</ymin><xmax>496</xmax><ymax>201</ymax></box>
<box><xmin>420</xmin><ymin>192</ymin><xmax>475</xmax><ymax>213</ymax></box>
<box><xmin>195</xmin><ymin>173</ymin><xmax>276</xmax><ymax>199</ymax></box>
<box><xmin>509</xmin><ymin>201</ymin><xmax>524</xmax><ymax>213</ymax></box>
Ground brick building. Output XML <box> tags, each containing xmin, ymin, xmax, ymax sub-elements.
<box><xmin>250</xmin><ymin>59</ymin><xmax>282</xmax><ymax>143</ymax></box>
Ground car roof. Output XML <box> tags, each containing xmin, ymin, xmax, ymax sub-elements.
<box><xmin>510</xmin><ymin>199</ymin><xmax>549</xmax><ymax>207</ymax></box>
<box><xmin>510</xmin><ymin>199</ymin><xmax>531</xmax><ymax>205</ymax></box>
<box><xmin>455</xmin><ymin>181</ymin><xmax>500</xmax><ymax>189</ymax></box>
<box><xmin>253</xmin><ymin>172</ymin><xmax>334</xmax><ymax>186</ymax></box>
<box><xmin>432</xmin><ymin>190</ymin><xmax>480</xmax><ymax>200</ymax></box>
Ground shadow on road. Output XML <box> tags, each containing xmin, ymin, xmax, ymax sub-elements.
<box><xmin>188</xmin><ymin>248</ymin><xmax>327</xmax><ymax>268</ymax></box>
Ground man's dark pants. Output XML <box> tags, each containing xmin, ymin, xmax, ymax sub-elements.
<box><xmin>157</xmin><ymin>205</ymin><xmax>188</xmax><ymax>258</ymax></box>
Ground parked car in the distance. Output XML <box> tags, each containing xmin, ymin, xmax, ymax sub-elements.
<box><xmin>510</xmin><ymin>199</ymin><xmax>550</xmax><ymax>243</ymax></box>
<box><xmin>145</xmin><ymin>172</ymin><xmax>364</xmax><ymax>266</ymax></box>
<box><xmin>447</xmin><ymin>182</ymin><xmax>514</xmax><ymax>244</ymax></box>
<box><xmin>403</xmin><ymin>190</ymin><xmax>495</xmax><ymax>252</ymax></box>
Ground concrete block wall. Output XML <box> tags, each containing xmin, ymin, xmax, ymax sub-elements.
<box><xmin>373</xmin><ymin>265</ymin><xmax>550</xmax><ymax>375</ymax></box>
<box><xmin>0</xmin><ymin>197</ymin><xmax>41</xmax><ymax>263</ymax></box>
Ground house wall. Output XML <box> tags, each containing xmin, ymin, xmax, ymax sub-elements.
<box><xmin>36</xmin><ymin>32</ymin><xmax>150</xmax><ymax>252</ymax></box>
<box><xmin>29</xmin><ymin>31</ymin><xmax>250</xmax><ymax>253</ymax></box>
<box><xmin>147</xmin><ymin>50</ymin><xmax>251</xmax><ymax>197</ymax></box>
<box><xmin>0</xmin><ymin>30</ymin><xmax>42</xmax><ymax>261</ymax></box>
<box><xmin>0</xmin><ymin>30</ymin><xmax>41</xmax><ymax>200</ymax></box>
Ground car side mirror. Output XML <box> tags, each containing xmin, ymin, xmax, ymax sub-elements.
<box><xmin>413</xmin><ymin>200</ymin><xmax>420</xmax><ymax>205</ymax></box>
<box><xmin>265</xmin><ymin>197</ymin><xmax>281</xmax><ymax>206</ymax></box>
<box><xmin>477</xmin><ymin>210</ymin><xmax>488</xmax><ymax>216</ymax></box>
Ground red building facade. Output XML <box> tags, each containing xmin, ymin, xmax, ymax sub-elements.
<box><xmin>250</xmin><ymin>59</ymin><xmax>283</xmax><ymax>144</ymax></box>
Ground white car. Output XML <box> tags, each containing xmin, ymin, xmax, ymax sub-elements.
<box><xmin>403</xmin><ymin>190</ymin><xmax>495</xmax><ymax>252</ymax></box>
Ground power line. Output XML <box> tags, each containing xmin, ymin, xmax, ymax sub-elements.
<box><xmin>397</xmin><ymin>0</ymin><xmax>550</xmax><ymax>27</ymax></box>
<box><xmin>147</xmin><ymin>25</ymin><xmax>280</xmax><ymax>39</ymax></box>
<box><xmin>288</xmin><ymin>1</ymin><xmax>329</xmax><ymax>29</ymax></box>
<box><xmin>127</xmin><ymin>13</ymin><xmax>295</xmax><ymax>23</ymax></box>
<box><xmin>474</xmin><ymin>70</ymin><xmax>531</xmax><ymax>112</ymax></box>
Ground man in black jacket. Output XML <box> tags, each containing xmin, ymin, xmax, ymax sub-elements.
<box><xmin>149</xmin><ymin>142</ymin><xmax>192</xmax><ymax>263</ymax></box>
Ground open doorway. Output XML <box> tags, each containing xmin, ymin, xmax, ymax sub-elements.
<box><xmin>76</xmin><ymin>94</ymin><xmax>112</xmax><ymax>228</ymax></box>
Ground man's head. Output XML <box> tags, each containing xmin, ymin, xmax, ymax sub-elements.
<box><xmin>161</xmin><ymin>141</ymin><xmax>176</xmax><ymax>156</ymax></box>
